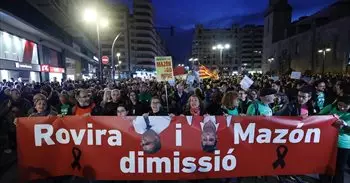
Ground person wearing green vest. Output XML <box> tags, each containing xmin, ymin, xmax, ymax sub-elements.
<box><xmin>319</xmin><ymin>95</ymin><xmax>350</xmax><ymax>183</ymax></box>
<box><xmin>58</xmin><ymin>91</ymin><xmax>73</xmax><ymax>116</ymax></box>
<box><xmin>246</xmin><ymin>88</ymin><xmax>276</xmax><ymax>116</ymax></box>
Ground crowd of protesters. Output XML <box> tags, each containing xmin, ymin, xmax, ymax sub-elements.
<box><xmin>1</xmin><ymin>73</ymin><xmax>350</xmax><ymax>183</ymax></box>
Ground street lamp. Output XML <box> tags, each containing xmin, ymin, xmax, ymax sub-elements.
<box><xmin>318</xmin><ymin>48</ymin><xmax>331</xmax><ymax>74</ymax></box>
<box><xmin>83</xmin><ymin>8</ymin><xmax>108</xmax><ymax>81</ymax></box>
<box><xmin>212</xmin><ymin>43</ymin><xmax>230</xmax><ymax>66</ymax></box>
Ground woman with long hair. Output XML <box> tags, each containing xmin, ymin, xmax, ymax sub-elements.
<box><xmin>183</xmin><ymin>95</ymin><xmax>206</xmax><ymax>116</ymax></box>
<box><xmin>220</xmin><ymin>91</ymin><xmax>240</xmax><ymax>116</ymax></box>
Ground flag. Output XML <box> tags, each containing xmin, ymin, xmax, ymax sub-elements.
<box><xmin>199</xmin><ymin>65</ymin><xmax>219</xmax><ymax>80</ymax></box>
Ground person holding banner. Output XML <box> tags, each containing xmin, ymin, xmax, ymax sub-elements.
<box><xmin>219</xmin><ymin>91</ymin><xmax>240</xmax><ymax>116</ymax></box>
<box><xmin>183</xmin><ymin>95</ymin><xmax>207</xmax><ymax>116</ymax></box>
<box><xmin>73</xmin><ymin>89</ymin><xmax>102</xmax><ymax>116</ymax></box>
<box><xmin>126</xmin><ymin>91</ymin><xmax>145</xmax><ymax>116</ymax></box>
<box><xmin>246</xmin><ymin>88</ymin><xmax>276</xmax><ymax>116</ymax></box>
<box><xmin>146</xmin><ymin>96</ymin><xmax>168</xmax><ymax>116</ymax></box>
<box><xmin>275</xmin><ymin>86</ymin><xmax>315</xmax><ymax>117</ymax></box>
<box><xmin>29</xmin><ymin>96</ymin><xmax>57</xmax><ymax>117</ymax></box>
<box><xmin>319</xmin><ymin>95</ymin><xmax>350</xmax><ymax>183</ymax></box>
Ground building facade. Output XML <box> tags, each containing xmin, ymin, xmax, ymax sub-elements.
<box><xmin>130</xmin><ymin>0</ymin><xmax>167</xmax><ymax>72</ymax></box>
<box><xmin>191</xmin><ymin>24</ymin><xmax>263</xmax><ymax>74</ymax></box>
<box><xmin>263</xmin><ymin>0</ymin><xmax>350</xmax><ymax>74</ymax></box>
<box><xmin>1</xmin><ymin>0</ymin><xmax>98</xmax><ymax>82</ymax></box>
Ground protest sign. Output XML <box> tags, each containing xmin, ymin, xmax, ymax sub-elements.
<box><xmin>240</xmin><ymin>76</ymin><xmax>254</xmax><ymax>90</ymax></box>
<box><xmin>271</xmin><ymin>76</ymin><xmax>280</xmax><ymax>82</ymax></box>
<box><xmin>290</xmin><ymin>72</ymin><xmax>302</xmax><ymax>80</ymax></box>
<box><xmin>17</xmin><ymin>115</ymin><xmax>338</xmax><ymax>181</ymax></box>
<box><xmin>155</xmin><ymin>56</ymin><xmax>174</xmax><ymax>82</ymax></box>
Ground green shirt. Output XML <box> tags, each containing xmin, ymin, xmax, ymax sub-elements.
<box><xmin>316</xmin><ymin>92</ymin><xmax>325</xmax><ymax>110</ymax></box>
<box><xmin>226</xmin><ymin>108</ymin><xmax>239</xmax><ymax>116</ymax></box>
<box><xmin>60</xmin><ymin>104</ymin><xmax>71</xmax><ymax>115</ymax></box>
<box><xmin>138</xmin><ymin>93</ymin><xmax>152</xmax><ymax>104</ymax></box>
<box><xmin>246</xmin><ymin>101</ymin><xmax>273</xmax><ymax>116</ymax></box>
<box><xmin>320</xmin><ymin>104</ymin><xmax>350</xmax><ymax>149</ymax></box>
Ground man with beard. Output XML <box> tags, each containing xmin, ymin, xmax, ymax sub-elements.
<box><xmin>72</xmin><ymin>89</ymin><xmax>102</xmax><ymax>116</ymax></box>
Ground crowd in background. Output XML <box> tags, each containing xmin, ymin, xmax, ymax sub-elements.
<box><xmin>1</xmin><ymin>73</ymin><xmax>350</xmax><ymax>183</ymax></box>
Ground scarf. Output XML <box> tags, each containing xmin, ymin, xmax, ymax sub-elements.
<box><xmin>190</xmin><ymin>107</ymin><xmax>201</xmax><ymax>116</ymax></box>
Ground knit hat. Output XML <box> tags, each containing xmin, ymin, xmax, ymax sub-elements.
<box><xmin>259</xmin><ymin>88</ymin><xmax>277</xmax><ymax>97</ymax></box>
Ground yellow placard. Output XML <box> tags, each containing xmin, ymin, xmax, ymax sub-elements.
<box><xmin>155</xmin><ymin>56</ymin><xmax>174</xmax><ymax>82</ymax></box>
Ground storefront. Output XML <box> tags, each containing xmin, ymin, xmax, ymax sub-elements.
<box><xmin>40</xmin><ymin>64</ymin><xmax>65</xmax><ymax>83</ymax></box>
<box><xmin>0</xmin><ymin>30</ymin><xmax>41</xmax><ymax>82</ymax></box>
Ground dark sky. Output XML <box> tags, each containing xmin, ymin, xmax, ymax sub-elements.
<box><xmin>118</xmin><ymin>0</ymin><xmax>337</xmax><ymax>64</ymax></box>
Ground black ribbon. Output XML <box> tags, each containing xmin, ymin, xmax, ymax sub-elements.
<box><xmin>71</xmin><ymin>147</ymin><xmax>82</xmax><ymax>170</ymax></box>
<box><xmin>272</xmin><ymin>145</ymin><xmax>288</xmax><ymax>169</ymax></box>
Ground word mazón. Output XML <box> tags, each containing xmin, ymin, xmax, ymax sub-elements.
<box><xmin>233</xmin><ymin>122</ymin><xmax>320</xmax><ymax>144</ymax></box>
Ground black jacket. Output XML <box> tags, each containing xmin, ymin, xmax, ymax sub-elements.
<box><xmin>275</xmin><ymin>100</ymin><xmax>315</xmax><ymax>117</ymax></box>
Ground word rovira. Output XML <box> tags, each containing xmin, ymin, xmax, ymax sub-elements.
<box><xmin>34</xmin><ymin>123</ymin><xmax>122</xmax><ymax>146</ymax></box>
<box><xmin>120</xmin><ymin>149</ymin><xmax>236</xmax><ymax>173</ymax></box>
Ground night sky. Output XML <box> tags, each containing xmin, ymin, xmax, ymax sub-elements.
<box><xmin>118</xmin><ymin>0</ymin><xmax>337</xmax><ymax>64</ymax></box>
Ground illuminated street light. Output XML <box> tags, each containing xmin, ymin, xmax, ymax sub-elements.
<box><xmin>83</xmin><ymin>8</ymin><xmax>97</xmax><ymax>22</ymax></box>
<box><xmin>194</xmin><ymin>58</ymin><xmax>198</xmax><ymax>61</ymax></box>
<box><xmin>318</xmin><ymin>47</ymin><xmax>332</xmax><ymax>74</ymax></box>
<box><xmin>212</xmin><ymin>43</ymin><xmax>231</xmax><ymax>65</ymax></box>
<box><xmin>83</xmin><ymin>8</ymin><xmax>109</xmax><ymax>81</ymax></box>
<box><xmin>119</xmin><ymin>61</ymin><xmax>122</xmax><ymax>64</ymax></box>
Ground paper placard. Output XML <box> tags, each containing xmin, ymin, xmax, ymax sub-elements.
<box><xmin>290</xmin><ymin>72</ymin><xmax>301</xmax><ymax>80</ymax></box>
<box><xmin>271</xmin><ymin>76</ymin><xmax>279</xmax><ymax>82</ymax></box>
<box><xmin>240</xmin><ymin>75</ymin><xmax>254</xmax><ymax>90</ymax></box>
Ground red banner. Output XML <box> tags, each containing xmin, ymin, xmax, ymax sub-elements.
<box><xmin>17</xmin><ymin>115</ymin><xmax>338</xmax><ymax>181</ymax></box>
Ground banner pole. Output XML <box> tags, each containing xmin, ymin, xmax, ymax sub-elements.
<box><xmin>165</xmin><ymin>84</ymin><xmax>169</xmax><ymax>112</ymax></box>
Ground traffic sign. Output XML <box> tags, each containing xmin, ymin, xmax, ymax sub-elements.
<box><xmin>102</xmin><ymin>56</ymin><xmax>109</xmax><ymax>65</ymax></box>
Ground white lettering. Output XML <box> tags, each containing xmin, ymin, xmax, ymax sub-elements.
<box><xmin>107</xmin><ymin>130</ymin><xmax>122</xmax><ymax>146</ymax></box>
<box><xmin>234</xmin><ymin>123</ymin><xmax>255</xmax><ymax>144</ymax></box>
<box><xmin>34</xmin><ymin>124</ymin><xmax>54</xmax><ymax>146</ymax></box>
<box><xmin>120</xmin><ymin>151</ymin><xmax>135</xmax><ymax>173</ymax></box>
<box><xmin>305</xmin><ymin>128</ymin><xmax>321</xmax><ymax>143</ymax></box>
<box><xmin>198</xmin><ymin>157</ymin><xmax>212</xmax><ymax>172</ymax></box>
<box><xmin>70</xmin><ymin>129</ymin><xmax>86</xmax><ymax>145</ymax></box>
<box><xmin>95</xmin><ymin>129</ymin><xmax>107</xmax><ymax>145</ymax></box>
<box><xmin>146</xmin><ymin>157</ymin><xmax>171</xmax><ymax>173</ymax></box>
<box><xmin>289</xmin><ymin>128</ymin><xmax>304</xmax><ymax>143</ymax></box>
<box><xmin>256</xmin><ymin>128</ymin><xmax>272</xmax><ymax>143</ymax></box>
<box><xmin>222</xmin><ymin>148</ymin><xmax>236</xmax><ymax>171</ymax></box>
<box><xmin>273</xmin><ymin>129</ymin><xmax>288</xmax><ymax>143</ymax></box>
<box><xmin>56</xmin><ymin>129</ymin><xmax>70</xmax><ymax>144</ymax></box>
<box><xmin>182</xmin><ymin>157</ymin><xmax>196</xmax><ymax>173</ymax></box>
<box><xmin>176</xmin><ymin>123</ymin><xmax>182</xmax><ymax>146</ymax></box>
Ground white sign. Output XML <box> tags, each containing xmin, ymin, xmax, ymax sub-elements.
<box><xmin>15</xmin><ymin>62</ymin><xmax>33</xmax><ymax>69</ymax></box>
<box><xmin>186</xmin><ymin>75</ymin><xmax>195</xmax><ymax>85</ymax></box>
<box><xmin>168</xmin><ymin>79</ymin><xmax>175</xmax><ymax>87</ymax></box>
<box><xmin>290</xmin><ymin>72</ymin><xmax>302</xmax><ymax>80</ymax></box>
<box><xmin>240</xmin><ymin>75</ymin><xmax>254</xmax><ymax>90</ymax></box>
<box><xmin>271</xmin><ymin>76</ymin><xmax>279</xmax><ymax>82</ymax></box>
